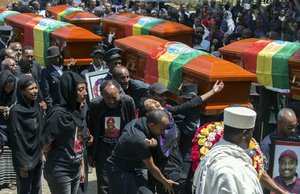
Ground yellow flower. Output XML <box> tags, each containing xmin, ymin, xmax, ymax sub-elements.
<box><xmin>200</xmin><ymin>146</ymin><xmax>209</xmax><ymax>155</ymax></box>
<box><xmin>201</xmin><ymin>128</ymin><xmax>210</xmax><ymax>136</ymax></box>
<box><xmin>207</xmin><ymin>125</ymin><xmax>213</xmax><ymax>130</ymax></box>
<box><xmin>214</xmin><ymin>122</ymin><xmax>222</xmax><ymax>126</ymax></box>
<box><xmin>198</xmin><ymin>137</ymin><xmax>207</xmax><ymax>146</ymax></box>
<box><xmin>249</xmin><ymin>140</ymin><xmax>255</xmax><ymax>150</ymax></box>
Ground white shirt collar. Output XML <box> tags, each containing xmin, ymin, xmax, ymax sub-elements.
<box><xmin>52</xmin><ymin>65</ymin><xmax>63</xmax><ymax>75</ymax></box>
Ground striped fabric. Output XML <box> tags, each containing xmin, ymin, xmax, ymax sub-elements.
<box><xmin>124</xmin><ymin>16</ymin><xmax>165</xmax><ymax>36</ymax></box>
<box><xmin>242</xmin><ymin>40</ymin><xmax>300</xmax><ymax>93</ymax></box>
<box><xmin>0</xmin><ymin>146</ymin><xmax>16</xmax><ymax>185</ymax></box>
<box><xmin>57</xmin><ymin>7</ymin><xmax>82</xmax><ymax>21</ymax></box>
<box><xmin>144</xmin><ymin>42</ymin><xmax>208</xmax><ymax>94</ymax></box>
<box><xmin>32</xmin><ymin>18</ymin><xmax>72</xmax><ymax>65</ymax></box>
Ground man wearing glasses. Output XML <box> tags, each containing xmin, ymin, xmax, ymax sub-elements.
<box><xmin>261</xmin><ymin>108</ymin><xmax>299</xmax><ymax>171</ymax></box>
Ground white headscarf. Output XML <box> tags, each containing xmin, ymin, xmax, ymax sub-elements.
<box><xmin>224</xmin><ymin>11</ymin><xmax>235</xmax><ymax>34</ymax></box>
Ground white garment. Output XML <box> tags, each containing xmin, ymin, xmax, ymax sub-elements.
<box><xmin>92</xmin><ymin>63</ymin><xmax>106</xmax><ymax>71</ymax></box>
<box><xmin>224</xmin><ymin>11</ymin><xmax>235</xmax><ymax>34</ymax></box>
<box><xmin>192</xmin><ymin>138</ymin><xmax>263</xmax><ymax>194</ymax></box>
<box><xmin>52</xmin><ymin>65</ymin><xmax>63</xmax><ymax>76</ymax></box>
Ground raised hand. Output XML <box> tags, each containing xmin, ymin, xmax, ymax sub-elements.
<box><xmin>212</xmin><ymin>80</ymin><xmax>224</xmax><ymax>94</ymax></box>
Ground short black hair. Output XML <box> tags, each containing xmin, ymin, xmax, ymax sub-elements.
<box><xmin>146</xmin><ymin>109</ymin><xmax>168</xmax><ymax>125</ymax></box>
<box><xmin>100</xmin><ymin>79</ymin><xmax>120</xmax><ymax>93</ymax></box>
<box><xmin>223</xmin><ymin>125</ymin><xmax>252</xmax><ymax>139</ymax></box>
<box><xmin>22</xmin><ymin>45</ymin><xmax>33</xmax><ymax>53</ymax></box>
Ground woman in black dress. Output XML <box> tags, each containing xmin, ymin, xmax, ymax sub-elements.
<box><xmin>9</xmin><ymin>75</ymin><xmax>44</xmax><ymax>194</ymax></box>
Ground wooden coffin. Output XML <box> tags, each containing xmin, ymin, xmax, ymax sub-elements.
<box><xmin>289</xmin><ymin>49</ymin><xmax>300</xmax><ymax>97</ymax></box>
<box><xmin>47</xmin><ymin>5</ymin><xmax>101</xmax><ymax>31</ymax></box>
<box><xmin>219</xmin><ymin>38</ymin><xmax>258</xmax><ymax>67</ymax></box>
<box><xmin>1</xmin><ymin>11</ymin><xmax>101</xmax><ymax>65</ymax></box>
<box><xmin>219</xmin><ymin>38</ymin><xmax>300</xmax><ymax>96</ymax></box>
<box><xmin>101</xmin><ymin>13</ymin><xmax>194</xmax><ymax>46</ymax></box>
<box><xmin>115</xmin><ymin>35</ymin><xmax>256</xmax><ymax>115</ymax></box>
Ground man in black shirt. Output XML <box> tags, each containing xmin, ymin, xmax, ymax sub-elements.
<box><xmin>88</xmin><ymin>80</ymin><xmax>135</xmax><ymax>194</ymax></box>
<box><xmin>105</xmin><ymin>109</ymin><xmax>178</xmax><ymax>194</ymax></box>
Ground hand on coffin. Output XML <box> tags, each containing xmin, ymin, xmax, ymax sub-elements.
<box><xmin>212</xmin><ymin>80</ymin><xmax>224</xmax><ymax>94</ymax></box>
<box><xmin>66</xmin><ymin>58</ymin><xmax>77</xmax><ymax>70</ymax></box>
<box><xmin>108</xmin><ymin>32</ymin><xmax>116</xmax><ymax>44</ymax></box>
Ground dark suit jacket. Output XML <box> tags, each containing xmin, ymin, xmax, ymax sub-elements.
<box><xmin>80</xmin><ymin>65</ymin><xmax>96</xmax><ymax>78</ymax></box>
<box><xmin>39</xmin><ymin>65</ymin><xmax>62</xmax><ymax>109</ymax></box>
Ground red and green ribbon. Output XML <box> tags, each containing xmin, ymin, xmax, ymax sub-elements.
<box><xmin>243</xmin><ymin>40</ymin><xmax>300</xmax><ymax>93</ymax></box>
<box><xmin>0</xmin><ymin>11</ymin><xmax>20</xmax><ymax>25</ymax></box>
<box><xmin>57</xmin><ymin>7</ymin><xmax>83</xmax><ymax>21</ymax></box>
<box><xmin>145</xmin><ymin>42</ymin><xmax>208</xmax><ymax>94</ymax></box>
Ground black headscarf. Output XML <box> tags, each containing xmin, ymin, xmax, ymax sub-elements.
<box><xmin>59</xmin><ymin>71</ymin><xmax>86</xmax><ymax>126</ymax></box>
<box><xmin>9</xmin><ymin>75</ymin><xmax>43</xmax><ymax>170</ymax></box>
<box><xmin>41</xmin><ymin>71</ymin><xmax>86</xmax><ymax>146</ymax></box>
<box><xmin>0</xmin><ymin>70</ymin><xmax>17</xmax><ymax>106</ymax></box>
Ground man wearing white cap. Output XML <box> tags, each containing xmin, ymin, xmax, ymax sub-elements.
<box><xmin>192</xmin><ymin>107</ymin><xmax>263</xmax><ymax>194</ymax></box>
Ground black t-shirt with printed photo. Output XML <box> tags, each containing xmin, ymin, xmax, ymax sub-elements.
<box><xmin>43</xmin><ymin>110</ymin><xmax>83</xmax><ymax>176</ymax></box>
<box><xmin>100</xmin><ymin>107</ymin><xmax>125</xmax><ymax>143</ymax></box>
<box><xmin>106</xmin><ymin>118</ymin><xmax>151</xmax><ymax>172</ymax></box>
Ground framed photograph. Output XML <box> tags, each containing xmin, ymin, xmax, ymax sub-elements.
<box><xmin>85</xmin><ymin>69</ymin><xmax>109</xmax><ymax>101</ymax></box>
<box><xmin>269</xmin><ymin>138</ymin><xmax>300</xmax><ymax>194</ymax></box>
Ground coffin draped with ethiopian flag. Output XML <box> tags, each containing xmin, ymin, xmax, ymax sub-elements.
<box><xmin>115</xmin><ymin>35</ymin><xmax>256</xmax><ymax>115</ymax></box>
<box><xmin>219</xmin><ymin>38</ymin><xmax>300</xmax><ymax>98</ymax></box>
<box><xmin>0</xmin><ymin>10</ymin><xmax>101</xmax><ymax>65</ymax></box>
<box><xmin>101</xmin><ymin>13</ymin><xmax>194</xmax><ymax>46</ymax></box>
<box><xmin>47</xmin><ymin>5</ymin><xmax>101</xmax><ymax>31</ymax></box>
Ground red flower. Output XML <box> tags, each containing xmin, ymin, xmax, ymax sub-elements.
<box><xmin>192</xmin><ymin>161</ymin><xmax>200</xmax><ymax>172</ymax></box>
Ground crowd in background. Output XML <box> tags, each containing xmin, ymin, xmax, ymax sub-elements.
<box><xmin>4</xmin><ymin>0</ymin><xmax>300</xmax><ymax>54</ymax></box>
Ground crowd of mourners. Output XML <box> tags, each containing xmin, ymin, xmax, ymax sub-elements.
<box><xmin>4</xmin><ymin>0</ymin><xmax>300</xmax><ymax>52</ymax></box>
<box><xmin>0</xmin><ymin>0</ymin><xmax>300</xmax><ymax>194</ymax></box>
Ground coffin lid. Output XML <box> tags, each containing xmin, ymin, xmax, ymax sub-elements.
<box><xmin>47</xmin><ymin>5</ymin><xmax>101</xmax><ymax>23</ymax></box>
<box><xmin>51</xmin><ymin>26</ymin><xmax>101</xmax><ymax>42</ymax></box>
<box><xmin>220</xmin><ymin>38</ymin><xmax>300</xmax><ymax>67</ymax></box>
<box><xmin>219</xmin><ymin>38</ymin><xmax>259</xmax><ymax>56</ymax></box>
<box><xmin>3</xmin><ymin>13</ymin><xmax>33</xmax><ymax>28</ymax></box>
<box><xmin>101</xmin><ymin>13</ymin><xmax>194</xmax><ymax>36</ymax></box>
<box><xmin>4</xmin><ymin>13</ymin><xmax>101</xmax><ymax>42</ymax></box>
<box><xmin>115</xmin><ymin>35</ymin><xmax>256</xmax><ymax>82</ymax></box>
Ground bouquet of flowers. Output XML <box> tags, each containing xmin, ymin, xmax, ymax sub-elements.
<box><xmin>191</xmin><ymin>121</ymin><xmax>265</xmax><ymax>180</ymax></box>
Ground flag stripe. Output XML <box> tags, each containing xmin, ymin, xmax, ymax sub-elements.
<box><xmin>57</xmin><ymin>8</ymin><xmax>82</xmax><ymax>21</ymax></box>
<box><xmin>256</xmin><ymin>41</ymin><xmax>286</xmax><ymax>87</ymax></box>
<box><xmin>272</xmin><ymin>42</ymin><xmax>300</xmax><ymax>89</ymax></box>
<box><xmin>33</xmin><ymin>18</ymin><xmax>72</xmax><ymax>65</ymax></box>
<box><xmin>242</xmin><ymin>40</ymin><xmax>273</xmax><ymax>73</ymax></box>
<box><xmin>145</xmin><ymin>42</ymin><xmax>208</xmax><ymax>94</ymax></box>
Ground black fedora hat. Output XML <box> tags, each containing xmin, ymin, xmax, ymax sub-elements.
<box><xmin>91</xmin><ymin>45</ymin><xmax>105</xmax><ymax>56</ymax></box>
<box><xmin>103</xmin><ymin>48</ymin><xmax>122</xmax><ymax>63</ymax></box>
<box><xmin>179</xmin><ymin>83</ymin><xmax>198</xmax><ymax>99</ymax></box>
<box><xmin>92</xmin><ymin>25</ymin><xmax>103</xmax><ymax>36</ymax></box>
<box><xmin>0</xmin><ymin>25</ymin><xmax>12</xmax><ymax>37</ymax></box>
<box><xmin>46</xmin><ymin>46</ymin><xmax>61</xmax><ymax>58</ymax></box>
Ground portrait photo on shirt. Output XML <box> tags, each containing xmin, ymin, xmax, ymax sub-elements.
<box><xmin>104</xmin><ymin>116</ymin><xmax>121</xmax><ymax>138</ymax></box>
<box><xmin>269</xmin><ymin>138</ymin><xmax>300</xmax><ymax>194</ymax></box>
<box><xmin>74</xmin><ymin>126</ymin><xmax>83</xmax><ymax>153</ymax></box>
<box><xmin>85</xmin><ymin>69</ymin><xmax>109</xmax><ymax>101</ymax></box>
